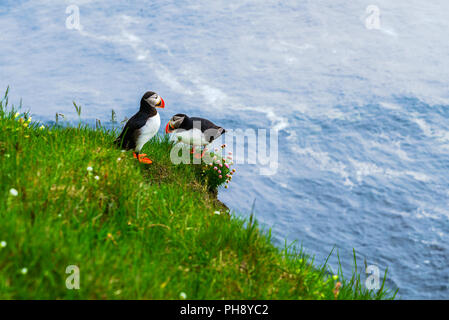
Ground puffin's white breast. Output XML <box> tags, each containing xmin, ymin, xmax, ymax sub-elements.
<box><xmin>170</xmin><ymin>128</ymin><xmax>209</xmax><ymax>146</ymax></box>
<box><xmin>136</xmin><ymin>113</ymin><xmax>160</xmax><ymax>152</ymax></box>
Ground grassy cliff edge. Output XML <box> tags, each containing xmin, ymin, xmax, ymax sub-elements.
<box><xmin>0</xmin><ymin>92</ymin><xmax>395</xmax><ymax>299</ymax></box>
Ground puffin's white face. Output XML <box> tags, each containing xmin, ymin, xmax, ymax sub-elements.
<box><xmin>145</xmin><ymin>94</ymin><xmax>165</xmax><ymax>108</ymax></box>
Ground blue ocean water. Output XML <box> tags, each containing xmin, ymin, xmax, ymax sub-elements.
<box><xmin>1</xmin><ymin>1</ymin><xmax>449</xmax><ymax>299</ymax></box>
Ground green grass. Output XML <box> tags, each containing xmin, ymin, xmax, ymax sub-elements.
<box><xmin>0</xmin><ymin>90</ymin><xmax>396</xmax><ymax>299</ymax></box>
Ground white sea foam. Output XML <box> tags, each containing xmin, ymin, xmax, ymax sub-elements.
<box><xmin>292</xmin><ymin>144</ymin><xmax>430</xmax><ymax>185</ymax></box>
<box><xmin>368</xmin><ymin>139</ymin><xmax>412</xmax><ymax>162</ymax></box>
<box><xmin>350</xmin><ymin>159</ymin><xmax>431</xmax><ymax>183</ymax></box>
<box><xmin>379</xmin><ymin>102</ymin><xmax>402</xmax><ymax>111</ymax></box>
<box><xmin>413</xmin><ymin>117</ymin><xmax>449</xmax><ymax>144</ymax></box>
<box><xmin>291</xmin><ymin>145</ymin><xmax>350</xmax><ymax>181</ymax></box>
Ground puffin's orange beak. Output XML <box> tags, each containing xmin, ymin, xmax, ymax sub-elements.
<box><xmin>165</xmin><ymin>122</ymin><xmax>173</xmax><ymax>134</ymax></box>
<box><xmin>156</xmin><ymin>97</ymin><xmax>165</xmax><ymax>108</ymax></box>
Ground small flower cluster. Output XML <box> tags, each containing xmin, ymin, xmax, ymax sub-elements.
<box><xmin>87</xmin><ymin>166</ymin><xmax>100</xmax><ymax>181</ymax></box>
<box><xmin>14</xmin><ymin>112</ymin><xmax>46</xmax><ymax>130</ymax></box>
<box><xmin>18</xmin><ymin>115</ymin><xmax>32</xmax><ymax>128</ymax></box>
<box><xmin>203</xmin><ymin>144</ymin><xmax>236</xmax><ymax>190</ymax></box>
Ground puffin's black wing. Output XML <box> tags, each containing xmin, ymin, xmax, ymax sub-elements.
<box><xmin>189</xmin><ymin>117</ymin><xmax>226</xmax><ymax>143</ymax></box>
<box><xmin>114</xmin><ymin>112</ymin><xmax>149</xmax><ymax>150</ymax></box>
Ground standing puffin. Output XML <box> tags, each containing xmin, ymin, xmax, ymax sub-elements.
<box><xmin>165</xmin><ymin>114</ymin><xmax>225</xmax><ymax>158</ymax></box>
<box><xmin>115</xmin><ymin>91</ymin><xmax>165</xmax><ymax>164</ymax></box>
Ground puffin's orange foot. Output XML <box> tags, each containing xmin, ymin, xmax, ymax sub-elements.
<box><xmin>139</xmin><ymin>157</ymin><xmax>153</xmax><ymax>164</ymax></box>
<box><xmin>193</xmin><ymin>148</ymin><xmax>207</xmax><ymax>159</ymax></box>
<box><xmin>133</xmin><ymin>153</ymin><xmax>147</xmax><ymax>159</ymax></box>
<box><xmin>191</xmin><ymin>146</ymin><xmax>205</xmax><ymax>159</ymax></box>
<box><xmin>133</xmin><ymin>153</ymin><xmax>152</xmax><ymax>164</ymax></box>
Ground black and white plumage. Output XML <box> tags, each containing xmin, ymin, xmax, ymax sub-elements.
<box><xmin>115</xmin><ymin>91</ymin><xmax>165</xmax><ymax>155</ymax></box>
<box><xmin>165</xmin><ymin>113</ymin><xmax>225</xmax><ymax>146</ymax></box>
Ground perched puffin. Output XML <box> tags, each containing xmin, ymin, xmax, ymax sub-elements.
<box><xmin>115</xmin><ymin>91</ymin><xmax>165</xmax><ymax>164</ymax></box>
<box><xmin>165</xmin><ymin>114</ymin><xmax>225</xmax><ymax>158</ymax></box>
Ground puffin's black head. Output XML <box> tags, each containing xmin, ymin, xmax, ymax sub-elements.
<box><xmin>165</xmin><ymin>113</ymin><xmax>188</xmax><ymax>133</ymax></box>
<box><xmin>140</xmin><ymin>91</ymin><xmax>165</xmax><ymax>112</ymax></box>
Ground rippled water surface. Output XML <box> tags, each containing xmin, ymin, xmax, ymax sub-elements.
<box><xmin>2</xmin><ymin>0</ymin><xmax>449</xmax><ymax>299</ymax></box>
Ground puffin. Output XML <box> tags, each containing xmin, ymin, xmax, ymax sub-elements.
<box><xmin>115</xmin><ymin>91</ymin><xmax>165</xmax><ymax>164</ymax></box>
<box><xmin>165</xmin><ymin>113</ymin><xmax>225</xmax><ymax>158</ymax></box>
